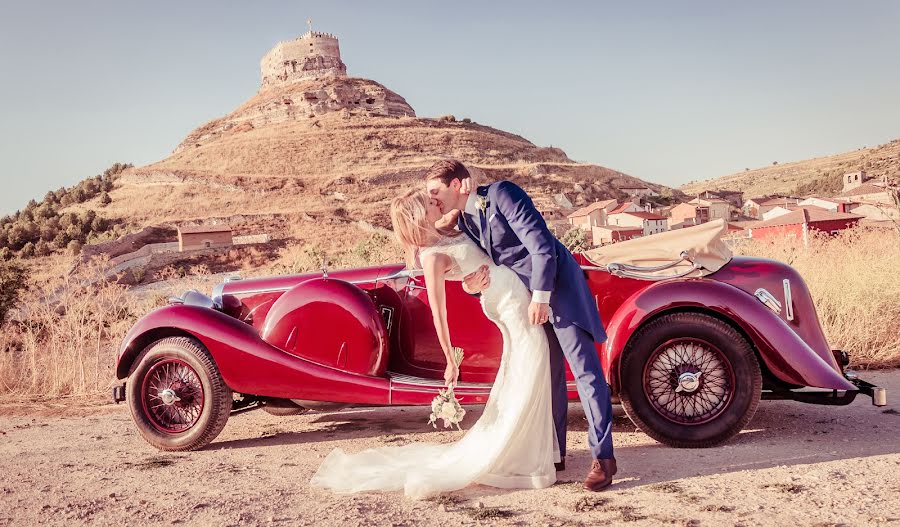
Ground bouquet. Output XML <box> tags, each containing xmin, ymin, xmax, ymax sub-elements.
<box><xmin>427</xmin><ymin>346</ymin><xmax>467</xmax><ymax>430</ymax></box>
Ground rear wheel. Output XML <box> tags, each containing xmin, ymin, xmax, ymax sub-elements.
<box><xmin>620</xmin><ymin>312</ymin><xmax>761</xmax><ymax>448</ymax></box>
<box><xmin>127</xmin><ymin>336</ymin><xmax>232</xmax><ymax>451</ymax></box>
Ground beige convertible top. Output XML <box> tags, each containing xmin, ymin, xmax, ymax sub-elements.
<box><xmin>583</xmin><ymin>218</ymin><xmax>732</xmax><ymax>279</ymax></box>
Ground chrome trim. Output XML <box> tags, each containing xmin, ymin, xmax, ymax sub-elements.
<box><xmin>608</xmin><ymin>262</ymin><xmax>703</xmax><ymax>281</ymax></box>
<box><xmin>610</xmin><ymin>251</ymin><xmax>692</xmax><ymax>273</ymax></box>
<box><xmin>782</xmin><ymin>278</ymin><xmax>794</xmax><ymax>321</ymax></box>
<box><xmin>388</xmin><ymin>372</ymin><xmax>490</xmax><ymax>389</ymax></box>
<box><xmin>225</xmin><ymin>274</ymin><xmax>243</xmax><ymax>282</ymax></box>
<box><xmin>211</xmin><ymin>282</ymin><xmax>225</xmax><ymax>308</ymax></box>
<box><xmin>754</xmin><ymin>288</ymin><xmax>782</xmax><ymax>314</ymax></box>
<box><xmin>873</xmin><ymin>387</ymin><xmax>887</xmax><ymax>406</ymax></box>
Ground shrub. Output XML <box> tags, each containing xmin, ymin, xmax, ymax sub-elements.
<box><xmin>99</xmin><ymin>192</ymin><xmax>112</xmax><ymax>206</ymax></box>
<box><xmin>560</xmin><ymin>227</ymin><xmax>589</xmax><ymax>253</ymax></box>
<box><xmin>0</xmin><ymin>259</ymin><xmax>28</xmax><ymax>326</ymax></box>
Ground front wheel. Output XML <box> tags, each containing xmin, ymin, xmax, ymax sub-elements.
<box><xmin>620</xmin><ymin>312</ymin><xmax>762</xmax><ymax>448</ymax></box>
<box><xmin>126</xmin><ymin>336</ymin><xmax>232</xmax><ymax>451</ymax></box>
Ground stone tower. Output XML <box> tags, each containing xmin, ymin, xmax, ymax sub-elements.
<box><xmin>842</xmin><ymin>170</ymin><xmax>867</xmax><ymax>192</ymax></box>
<box><xmin>260</xmin><ymin>31</ymin><xmax>347</xmax><ymax>90</ymax></box>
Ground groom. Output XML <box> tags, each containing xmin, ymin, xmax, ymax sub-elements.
<box><xmin>424</xmin><ymin>159</ymin><xmax>617</xmax><ymax>491</ymax></box>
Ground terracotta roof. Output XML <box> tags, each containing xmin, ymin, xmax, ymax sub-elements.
<box><xmin>616</xmin><ymin>211</ymin><xmax>667</xmax><ymax>220</ymax></box>
<box><xmin>841</xmin><ymin>183</ymin><xmax>889</xmax><ymax>197</ymax></box>
<box><xmin>567</xmin><ymin>199</ymin><xmax>618</xmax><ymax>218</ymax></box>
<box><xmin>752</xmin><ymin>209</ymin><xmax>862</xmax><ymax>228</ymax></box>
<box><xmin>178</xmin><ymin>224</ymin><xmax>232</xmax><ymax>234</ymax></box>
<box><xmin>758</xmin><ymin>197</ymin><xmax>801</xmax><ymax>206</ymax></box>
<box><xmin>786</xmin><ymin>205</ymin><xmax>828</xmax><ymax>211</ymax></box>
<box><xmin>608</xmin><ymin>203</ymin><xmax>634</xmax><ymax>214</ymax></box>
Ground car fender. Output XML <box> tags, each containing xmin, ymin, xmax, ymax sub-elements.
<box><xmin>115</xmin><ymin>304</ymin><xmax>389</xmax><ymax>404</ymax></box>
<box><xmin>603</xmin><ymin>279</ymin><xmax>854</xmax><ymax>393</ymax></box>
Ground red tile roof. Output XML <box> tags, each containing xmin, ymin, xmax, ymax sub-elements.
<box><xmin>567</xmin><ymin>199</ymin><xmax>618</xmax><ymax>218</ymax></box>
<box><xmin>840</xmin><ymin>183</ymin><xmax>889</xmax><ymax>197</ymax></box>
<box><xmin>753</xmin><ymin>209</ymin><xmax>862</xmax><ymax>228</ymax></box>
<box><xmin>608</xmin><ymin>203</ymin><xmax>633</xmax><ymax>214</ymax></box>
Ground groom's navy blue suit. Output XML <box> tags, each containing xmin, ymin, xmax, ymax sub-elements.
<box><xmin>458</xmin><ymin>181</ymin><xmax>615</xmax><ymax>460</ymax></box>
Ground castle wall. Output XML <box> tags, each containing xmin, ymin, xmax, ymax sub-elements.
<box><xmin>261</xmin><ymin>32</ymin><xmax>347</xmax><ymax>89</ymax></box>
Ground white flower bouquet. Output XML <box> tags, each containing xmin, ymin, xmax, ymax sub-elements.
<box><xmin>428</xmin><ymin>347</ymin><xmax>466</xmax><ymax>430</ymax></box>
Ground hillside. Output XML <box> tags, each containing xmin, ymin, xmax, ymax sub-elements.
<box><xmin>681</xmin><ymin>138</ymin><xmax>900</xmax><ymax>198</ymax></box>
<box><xmin>97</xmin><ymin>107</ymin><xmax>672</xmax><ymax>251</ymax></box>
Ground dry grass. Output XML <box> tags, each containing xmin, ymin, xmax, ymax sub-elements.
<box><xmin>0</xmin><ymin>258</ymin><xmax>212</xmax><ymax>400</ymax></box>
<box><xmin>731</xmin><ymin>226</ymin><xmax>900</xmax><ymax>368</ymax></box>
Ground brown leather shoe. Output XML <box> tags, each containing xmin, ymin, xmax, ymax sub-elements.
<box><xmin>583</xmin><ymin>458</ymin><xmax>617</xmax><ymax>491</ymax></box>
<box><xmin>554</xmin><ymin>460</ymin><xmax>565</xmax><ymax>472</ymax></box>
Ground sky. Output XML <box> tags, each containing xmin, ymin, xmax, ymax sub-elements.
<box><xmin>1</xmin><ymin>1</ymin><xmax>899</xmax><ymax>215</ymax></box>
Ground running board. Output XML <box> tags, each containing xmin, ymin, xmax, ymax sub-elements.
<box><xmin>387</xmin><ymin>371</ymin><xmax>579</xmax><ymax>405</ymax></box>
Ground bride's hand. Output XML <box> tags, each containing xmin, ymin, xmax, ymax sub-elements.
<box><xmin>444</xmin><ymin>362</ymin><xmax>460</xmax><ymax>389</ymax></box>
<box><xmin>435</xmin><ymin>208</ymin><xmax>460</xmax><ymax>232</ymax></box>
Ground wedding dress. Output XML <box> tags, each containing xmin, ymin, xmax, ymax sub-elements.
<box><xmin>309</xmin><ymin>234</ymin><xmax>559</xmax><ymax>499</ymax></box>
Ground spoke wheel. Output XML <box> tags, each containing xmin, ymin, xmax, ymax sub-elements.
<box><xmin>620</xmin><ymin>312</ymin><xmax>761</xmax><ymax>448</ymax></box>
<box><xmin>644</xmin><ymin>338</ymin><xmax>736</xmax><ymax>426</ymax></box>
<box><xmin>127</xmin><ymin>337</ymin><xmax>232</xmax><ymax>451</ymax></box>
<box><xmin>141</xmin><ymin>358</ymin><xmax>206</xmax><ymax>433</ymax></box>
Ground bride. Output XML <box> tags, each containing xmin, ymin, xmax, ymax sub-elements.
<box><xmin>309</xmin><ymin>188</ymin><xmax>560</xmax><ymax>499</ymax></box>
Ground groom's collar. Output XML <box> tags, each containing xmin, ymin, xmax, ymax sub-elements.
<box><xmin>464</xmin><ymin>185</ymin><xmax>490</xmax><ymax>215</ymax></box>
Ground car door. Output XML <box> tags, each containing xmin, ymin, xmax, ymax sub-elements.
<box><xmin>399</xmin><ymin>274</ymin><xmax>503</xmax><ymax>383</ymax></box>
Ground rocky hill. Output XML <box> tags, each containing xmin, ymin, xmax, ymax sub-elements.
<box><xmin>681</xmin><ymin>138</ymin><xmax>900</xmax><ymax>198</ymax></box>
<box><xmin>7</xmin><ymin>29</ymin><xmax>677</xmax><ymax>267</ymax></box>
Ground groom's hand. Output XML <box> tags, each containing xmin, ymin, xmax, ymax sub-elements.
<box><xmin>462</xmin><ymin>265</ymin><xmax>490</xmax><ymax>294</ymax></box>
<box><xmin>528</xmin><ymin>301</ymin><xmax>550</xmax><ymax>325</ymax></box>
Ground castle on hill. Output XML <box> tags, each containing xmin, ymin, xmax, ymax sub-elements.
<box><xmin>260</xmin><ymin>30</ymin><xmax>348</xmax><ymax>89</ymax></box>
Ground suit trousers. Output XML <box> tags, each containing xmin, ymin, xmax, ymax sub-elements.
<box><xmin>544</xmin><ymin>321</ymin><xmax>615</xmax><ymax>460</ymax></box>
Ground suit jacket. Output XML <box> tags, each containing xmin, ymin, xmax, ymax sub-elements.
<box><xmin>458</xmin><ymin>181</ymin><xmax>607</xmax><ymax>344</ymax></box>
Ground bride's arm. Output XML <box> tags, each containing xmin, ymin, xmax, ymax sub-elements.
<box><xmin>421</xmin><ymin>252</ymin><xmax>459</xmax><ymax>388</ymax></box>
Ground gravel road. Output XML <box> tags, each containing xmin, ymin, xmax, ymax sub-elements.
<box><xmin>1</xmin><ymin>371</ymin><xmax>898</xmax><ymax>527</ymax></box>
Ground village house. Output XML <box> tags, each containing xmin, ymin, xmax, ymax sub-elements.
<box><xmin>840</xmin><ymin>182</ymin><xmax>893</xmax><ymax>205</ymax></box>
<box><xmin>591</xmin><ymin>225</ymin><xmax>643</xmax><ymax>246</ymax></box>
<box><xmin>797</xmin><ymin>197</ymin><xmax>856</xmax><ymax>213</ymax></box>
<box><xmin>566</xmin><ymin>199</ymin><xmax>618</xmax><ymax>230</ymax></box>
<box><xmin>761</xmin><ymin>204</ymin><xmax>832</xmax><ymax>221</ymax></box>
<box><xmin>747</xmin><ymin>208</ymin><xmax>863</xmax><ymax>244</ymax></box>
<box><xmin>668</xmin><ymin>197</ymin><xmax>731</xmax><ymax>228</ymax></box>
<box><xmin>177</xmin><ymin>224</ymin><xmax>233</xmax><ymax>251</ymax></box>
<box><xmin>697</xmin><ymin>189</ymin><xmax>744</xmax><ymax>209</ymax></box>
<box><xmin>742</xmin><ymin>196</ymin><xmax>802</xmax><ymax>219</ymax></box>
<box><xmin>608</xmin><ymin>210</ymin><xmax>668</xmax><ymax>236</ymax></box>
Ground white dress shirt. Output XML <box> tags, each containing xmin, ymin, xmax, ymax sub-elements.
<box><xmin>464</xmin><ymin>191</ymin><xmax>551</xmax><ymax>304</ymax></box>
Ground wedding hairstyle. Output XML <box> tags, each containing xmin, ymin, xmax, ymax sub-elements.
<box><xmin>423</xmin><ymin>159</ymin><xmax>470</xmax><ymax>186</ymax></box>
<box><xmin>390</xmin><ymin>188</ymin><xmax>436</xmax><ymax>268</ymax></box>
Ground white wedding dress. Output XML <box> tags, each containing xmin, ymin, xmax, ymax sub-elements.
<box><xmin>310</xmin><ymin>235</ymin><xmax>559</xmax><ymax>499</ymax></box>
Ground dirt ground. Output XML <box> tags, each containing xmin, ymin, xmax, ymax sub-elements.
<box><xmin>1</xmin><ymin>371</ymin><xmax>898</xmax><ymax>527</ymax></box>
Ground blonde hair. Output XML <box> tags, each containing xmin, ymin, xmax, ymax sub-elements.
<box><xmin>390</xmin><ymin>188</ymin><xmax>436</xmax><ymax>268</ymax></box>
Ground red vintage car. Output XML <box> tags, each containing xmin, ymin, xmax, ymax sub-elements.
<box><xmin>113</xmin><ymin>220</ymin><xmax>886</xmax><ymax>451</ymax></box>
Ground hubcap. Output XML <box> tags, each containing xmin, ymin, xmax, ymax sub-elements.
<box><xmin>140</xmin><ymin>358</ymin><xmax>205</xmax><ymax>434</ymax></box>
<box><xmin>675</xmin><ymin>372</ymin><xmax>701</xmax><ymax>394</ymax></box>
<box><xmin>158</xmin><ymin>388</ymin><xmax>179</xmax><ymax>406</ymax></box>
<box><xmin>643</xmin><ymin>338</ymin><xmax>736</xmax><ymax>425</ymax></box>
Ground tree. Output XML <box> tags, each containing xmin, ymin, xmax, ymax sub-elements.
<box><xmin>99</xmin><ymin>192</ymin><xmax>112</xmax><ymax>206</ymax></box>
<box><xmin>20</xmin><ymin>241</ymin><xmax>35</xmax><ymax>258</ymax></box>
<box><xmin>34</xmin><ymin>239</ymin><xmax>51</xmax><ymax>257</ymax></box>
<box><xmin>560</xmin><ymin>227</ymin><xmax>590</xmax><ymax>253</ymax></box>
<box><xmin>0</xmin><ymin>259</ymin><xmax>28</xmax><ymax>326</ymax></box>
